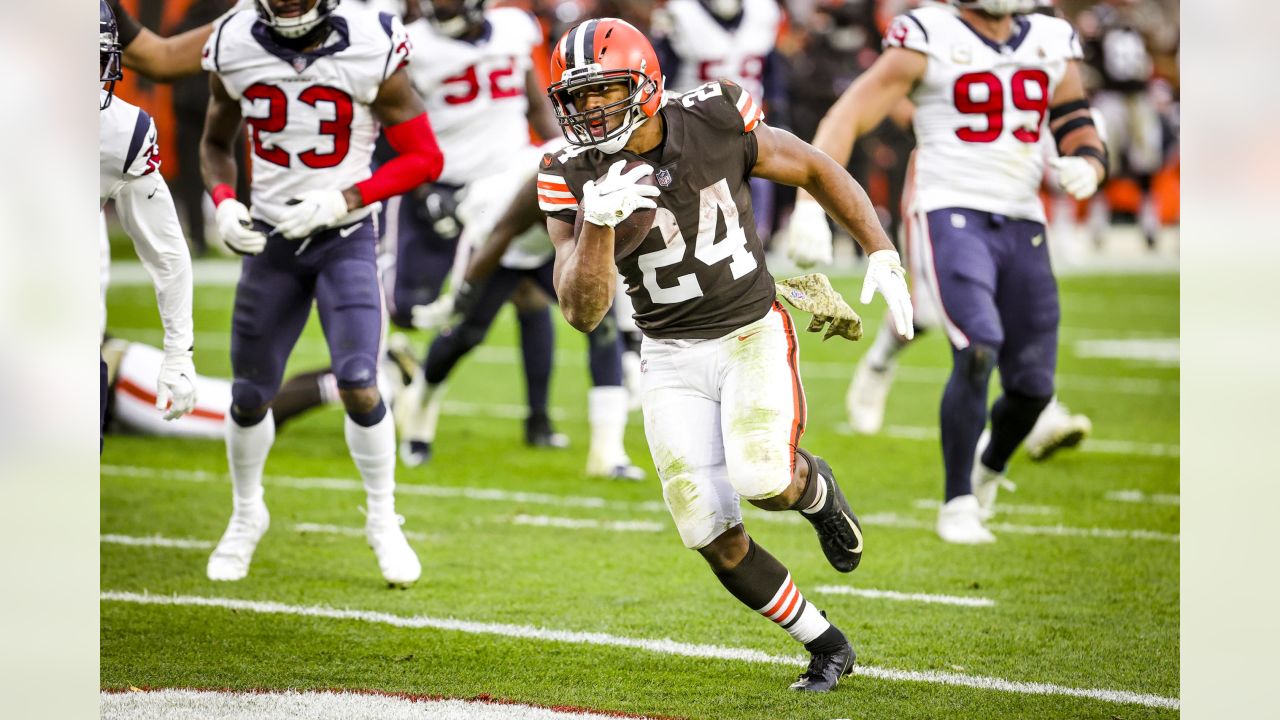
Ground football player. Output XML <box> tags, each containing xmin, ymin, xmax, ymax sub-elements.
<box><xmin>402</xmin><ymin>142</ymin><xmax>643</xmax><ymax>479</ymax></box>
<box><xmin>99</xmin><ymin>0</ymin><xmax>198</xmax><ymax>450</ymax></box>
<box><xmin>539</xmin><ymin>19</ymin><xmax>913</xmax><ymax>692</ymax></box>
<box><xmin>793</xmin><ymin>0</ymin><xmax>1108</xmax><ymax>543</ymax></box>
<box><xmin>199</xmin><ymin>0</ymin><xmax>444</xmax><ymax>586</ymax></box>
<box><xmin>390</xmin><ymin>0</ymin><xmax>570</xmax><ymax>460</ymax></box>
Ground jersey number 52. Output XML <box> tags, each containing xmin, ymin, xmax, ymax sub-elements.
<box><xmin>952</xmin><ymin>69</ymin><xmax>1050</xmax><ymax>144</ymax></box>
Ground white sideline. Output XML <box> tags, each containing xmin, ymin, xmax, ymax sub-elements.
<box><xmin>812</xmin><ymin>585</ymin><xmax>995</xmax><ymax>608</ymax></box>
<box><xmin>512</xmin><ymin>514</ymin><xmax>664</xmax><ymax>533</ymax></box>
<box><xmin>1106</xmin><ymin>490</ymin><xmax>1181</xmax><ymax>506</ymax></box>
<box><xmin>100</xmin><ymin>689</ymin><xmax>647</xmax><ymax>720</ymax></box>
<box><xmin>100</xmin><ymin>534</ymin><xmax>213</xmax><ymax>550</ymax></box>
<box><xmin>875</xmin><ymin>425</ymin><xmax>1180</xmax><ymax>458</ymax></box>
<box><xmin>99</xmin><ymin>590</ymin><xmax>1179</xmax><ymax>711</ymax></box>
<box><xmin>103</xmin><ymin>465</ymin><xmax>1179</xmax><ymax>543</ymax></box>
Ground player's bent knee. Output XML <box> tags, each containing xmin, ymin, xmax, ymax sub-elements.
<box><xmin>697</xmin><ymin>525</ymin><xmax>749</xmax><ymax>570</ymax></box>
<box><xmin>230</xmin><ymin>379</ymin><xmax>275</xmax><ymax>425</ymax></box>
<box><xmin>333</xmin><ymin>354</ymin><xmax>378</xmax><ymax>391</ymax></box>
<box><xmin>955</xmin><ymin>342</ymin><xmax>999</xmax><ymax>390</ymax></box>
<box><xmin>338</xmin><ymin>385</ymin><xmax>381</xmax><ymax>415</ymax></box>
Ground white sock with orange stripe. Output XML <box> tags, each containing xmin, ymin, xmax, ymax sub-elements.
<box><xmin>711</xmin><ymin>537</ymin><xmax>836</xmax><ymax>648</ymax></box>
<box><xmin>756</xmin><ymin>572</ymin><xmax>831</xmax><ymax>644</ymax></box>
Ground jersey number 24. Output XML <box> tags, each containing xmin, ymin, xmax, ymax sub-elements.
<box><xmin>638</xmin><ymin>178</ymin><xmax>757</xmax><ymax>304</ymax></box>
<box><xmin>953</xmin><ymin>69</ymin><xmax>1049</xmax><ymax>144</ymax></box>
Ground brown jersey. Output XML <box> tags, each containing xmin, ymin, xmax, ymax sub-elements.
<box><xmin>538</xmin><ymin>80</ymin><xmax>777</xmax><ymax>340</ymax></box>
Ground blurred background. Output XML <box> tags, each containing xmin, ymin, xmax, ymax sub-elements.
<box><xmin>106</xmin><ymin>0</ymin><xmax>1179</xmax><ymax>270</ymax></box>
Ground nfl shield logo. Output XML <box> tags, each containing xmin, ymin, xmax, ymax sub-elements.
<box><xmin>790</xmin><ymin>289</ymin><xmax>806</xmax><ymax>300</ymax></box>
<box><xmin>292</xmin><ymin>56</ymin><xmax>309</xmax><ymax>73</ymax></box>
<box><xmin>656</xmin><ymin>168</ymin><xmax>672</xmax><ymax>188</ymax></box>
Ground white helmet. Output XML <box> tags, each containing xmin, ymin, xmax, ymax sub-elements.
<box><xmin>954</xmin><ymin>0</ymin><xmax>1037</xmax><ymax>16</ymax></box>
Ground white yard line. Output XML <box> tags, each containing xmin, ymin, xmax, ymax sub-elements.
<box><xmin>512</xmin><ymin>514</ymin><xmax>664</xmax><ymax>533</ymax></box>
<box><xmin>877</xmin><ymin>425</ymin><xmax>1180</xmax><ymax>458</ymax></box>
<box><xmin>812</xmin><ymin>585</ymin><xmax>995</xmax><ymax>608</ymax></box>
<box><xmin>100</xmin><ymin>688</ymin><xmax>653</xmax><ymax>720</ymax></box>
<box><xmin>103</xmin><ymin>465</ymin><xmax>1177</xmax><ymax>543</ymax></box>
<box><xmin>100</xmin><ymin>534</ymin><xmax>213</xmax><ymax>550</ymax></box>
<box><xmin>105</xmin><ymin>326</ymin><xmax>1178</xmax><ymax>398</ymax></box>
<box><xmin>1074</xmin><ymin>338</ymin><xmax>1180</xmax><ymax>366</ymax></box>
<box><xmin>294</xmin><ymin>523</ymin><xmax>430</xmax><ymax>543</ymax></box>
<box><xmin>1105</xmin><ymin>490</ymin><xmax>1181</xmax><ymax>506</ymax></box>
<box><xmin>912</xmin><ymin>499</ymin><xmax>1060</xmax><ymax>516</ymax></box>
<box><xmin>99</xmin><ymin>591</ymin><xmax>1178</xmax><ymax>710</ymax></box>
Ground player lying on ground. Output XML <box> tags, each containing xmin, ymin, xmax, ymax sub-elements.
<box><xmin>539</xmin><ymin>18</ymin><xmax>912</xmax><ymax>692</ymax></box>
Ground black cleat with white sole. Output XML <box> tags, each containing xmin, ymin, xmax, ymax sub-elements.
<box><xmin>804</xmin><ymin>455</ymin><xmax>863</xmax><ymax>573</ymax></box>
<box><xmin>790</xmin><ymin>641</ymin><xmax>856</xmax><ymax>692</ymax></box>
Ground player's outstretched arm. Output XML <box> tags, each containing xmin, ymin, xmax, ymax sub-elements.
<box><xmin>112</xmin><ymin>0</ymin><xmax>251</xmax><ymax>82</ymax></box>
<box><xmin>113</xmin><ymin>172</ymin><xmax>197</xmax><ymax>419</ymax></box>
<box><xmin>809</xmin><ymin>48</ymin><xmax>925</xmax><ymax>174</ymax></box>
<box><xmin>466</xmin><ymin>174</ymin><xmax>543</xmax><ymax>284</ymax></box>
<box><xmin>752</xmin><ymin>124</ymin><xmax>914</xmax><ymax>338</ymax></box>
<box><xmin>548</xmin><ymin>217</ymin><xmax>617</xmax><ymax>333</ymax></box>
<box><xmin>1047</xmin><ymin>61</ymin><xmax>1110</xmax><ymax>200</ymax></box>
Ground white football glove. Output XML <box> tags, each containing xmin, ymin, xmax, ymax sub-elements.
<box><xmin>1050</xmin><ymin>156</ymin><xmax>1101</xmax><ymax>200</ymax></box>
<box><xmin>785</xmin><ymin>198</ymin><xmax>834</xmax><ymax>268</ymax></box>
<box><xmin>214</xmin><ymin>200</ymin><xmax>267</xmax><ymax>256</ymax></box>
<box><xmin>860</xmin><ymin>249</ymin><xmax>914</xmax><ymax>340</ymax></box>
<box><xmin>581</xmin><ymin>160</ymin><xmax>660</xmax><ymax>229</ymax></box>
<box><xmin>156</xmin><ymin>350</ymin><xmax>197</xmax><ymax>421</ymax></box>
<box><xmin>274</xmin><ymin>189</ymin><xmax>350</xmax><ymax>240</ymax></box>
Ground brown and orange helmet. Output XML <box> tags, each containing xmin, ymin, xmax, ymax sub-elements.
<box><xmin>547</xmin><ymin>18</ymin><xmax>664</xmax><ymax>154</ymax></box>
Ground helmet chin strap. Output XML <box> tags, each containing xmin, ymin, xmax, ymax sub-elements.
<box><xmin>596</xmin><ymin>109</ymin><xmax>646</xmax><ymax>155</ymax></box>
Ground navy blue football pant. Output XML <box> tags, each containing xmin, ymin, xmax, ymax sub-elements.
<box><xmin>424</xmin><ymin>260</ymin><xmax>624</xmax><ymax>406</ymax></box>
<box><xmin>924</xmin><ymin>209</ymin><xmax>1059</xmax><ymax>500</ymax></box>
<box><xmin>229</xmin><ymin>218</ymin><xmax>383</xmax><ymax>424</ymax></box>
<box><xmin>384</xmin><ymin>185</ymin><xmax>460</xmax><ymax>329</ymax></box>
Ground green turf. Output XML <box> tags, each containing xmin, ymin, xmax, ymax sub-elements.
<box><xmin>101</xmin><ymin>269</ymin><xmax>1179</xmax><ymax>719</ymax></box>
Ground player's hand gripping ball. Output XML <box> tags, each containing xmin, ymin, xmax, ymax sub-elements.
<box><xmin>577</xmin><ymin>159</ymin><xmax>659</xmax><ymax>257</ymax></box>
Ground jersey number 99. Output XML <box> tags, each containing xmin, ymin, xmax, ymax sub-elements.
<box><xmin>952</xmin><ymin>69</ymin><xmax>1050</xmax><ymax>144</ymax></box>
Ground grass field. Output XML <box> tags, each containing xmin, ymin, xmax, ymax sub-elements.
<box><xmin>101</xmin><ymin>266</ymin><xmax>1179</xmax><ymax>719</ymax></box>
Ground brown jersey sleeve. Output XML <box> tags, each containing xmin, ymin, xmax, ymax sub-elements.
<box><xmin>676</xmin><ymin>79</ymin><xmax>763</xmax><ymax>180</ymax></box>
<box><xmin>536</xmin><ymin>148</ymin><xmax>581</xmax><ymax>226</ymax></box>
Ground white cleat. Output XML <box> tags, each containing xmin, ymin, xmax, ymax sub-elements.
<box><xmin>1024</xmin><ymin>399</ymin><xmax>1092</xmax><ymax>462</ymax></box>
<box><xmin>207</xmin><ymin>503</ymin><xmax>270</xmax><ymax>581</ymax></box>
<box><xmin>366</xmin><ymin>514</ymin><xmax>421</xmax><ymax>587</ymax></box>
<box><xmin>587</xmin><ymin>452</ymin><xmax>646</xmax><ymax>482</ymax></box>
<box><xmin>936</xmin><ymin>494</ymin><xmax>996</xmax><ymax>544</ymax></box>
<box><xmin>972</xmin><ymin>430</ymin><xmax>1015</xmax><ymax>520</ymax></box>
<box><xmin>846</xmin><ymin>358</ymin><xmax>896</xmax><ymax>434</ymax></box>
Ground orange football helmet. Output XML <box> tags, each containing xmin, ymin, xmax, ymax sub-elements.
<box><xmin>547</xmin><ymin>18</ymin><xmax>664</xmax><ymax>154</ymax></box>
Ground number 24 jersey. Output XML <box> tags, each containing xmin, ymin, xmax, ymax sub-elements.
<box><xmin>885</xmin><ymin>5</ymin><xmax>1082</xmax><ymax>223</ymax></box>
<box><xmin>539</xmin><ymin>80</ymin><xmax>775</xmax><ymax>340</ymax></box>
<box><xmin>201</xmin><ymin>3</ymin><xmax>412</xmax><ymax>226</ymax></box>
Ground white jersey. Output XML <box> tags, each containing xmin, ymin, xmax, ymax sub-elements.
<box><xmin>455</xmin><ymin>141</ymin><xmax>564</xmax><ymax>270</ymax></box>
<box><xmin>404</xmin><ymin>8</ymin><xmax>540</xmax><ymax>186</ymax></box>
<box><xmin>99</xmin><ymin>93</ymin><xmax>194</xmax><ymax>356</ymax></box>
<box><xmin>202</xmin><ymin>4</ymin><xmax>413</xmax><ymax>226</ymax></box>
<box><xmin>885</xmin><ymin>6</ymin><xmax>1082</xmax><ymax>222</ymax></box>
<box><xmin>658</xmin><ymin>0</ymin><xmax>780</xmax><ymax>99</ymax></box>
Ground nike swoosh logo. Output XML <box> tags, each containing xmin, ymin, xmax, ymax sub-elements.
<box><xmin>147</xmin><ymin>187</ymin><xmax>158</xmax><ymax>199</ymax></box>
<box><xmin>843</xmin><ymin>512</ymin><xmax>863</xmax><ymax>554</ymax></box>
<box><xmin>738</xmin><ymin>330</ymin><xmax>762</xmax><ymax>341</ymax></box>
<box><xmin>339</xmin><ymin>222</ymin><xmax>363</xmax><ymax>238</ymax></box>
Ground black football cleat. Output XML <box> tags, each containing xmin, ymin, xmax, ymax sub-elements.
<box><xmin>790</xmin><ymin>641</ymin><xmax>856</xmax><ymax>692</ymax></box>
<box><xmin>525</xmin><ymin>414</ymin><xmax>569</xmax><ymax>449</ymax></box>
<box><xmin>399</xmin><ymin>440</ymin><xmax>431</xmax><ymax>468</ymax></box>
<box><xmin>803</xmin><ymin>455</ymin><xmax>863</xmax><ymax>573</ymax></box>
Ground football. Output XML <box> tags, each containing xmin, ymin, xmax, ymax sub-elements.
<box><xmin>574</xmin><ymin>160</ymin><xmax>658</xmax><ymax>259</ymax></box>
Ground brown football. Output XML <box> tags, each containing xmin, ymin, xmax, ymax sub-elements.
<box><xmin>574</xmin><ymin>160</ymin><xmax>658</xmax><ymax>260</ymax></box>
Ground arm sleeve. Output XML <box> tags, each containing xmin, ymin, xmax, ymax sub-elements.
<box><xmin>112</xmin><ymin>174</ymin><xmax>195</xmax><ymax>356</ymax></box>
<box><xmin>107</xmin><ymin>0</ymin><xmax>142</xmax><ymax>48</ymax></box>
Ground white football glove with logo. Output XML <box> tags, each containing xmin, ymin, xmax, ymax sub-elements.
<box><xmin>860</xmin><ymin>249</ymin><xmax>914</xmax><ymax>340</ymax></box>
<box><xmin>215</xmin><ymin>200</ymin><xmax>267</xmax><ymax>256</ymax></box>
<box><xmin>156</xmin><ymin>350</ymin><xmax>197</xmax><ymax>421</ymax></box>
<box><xmin>1050</xmin><ymin>156</ymin><xmax>1101</xmax><ymax>200</ymax></box>
<box><xmin>274</xmin><ymin>189</ymin><xmax>350</xmax><ymax>240</ymax></box>
<box><xmin>785</xmin><ymin>198</ymin><xmax>834</xmax><ymax>268</ymax></box>
<box><xmin>581</xmin><ymin>160</ymin><xmax>660</xmax><ymax>229</ymax></box>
